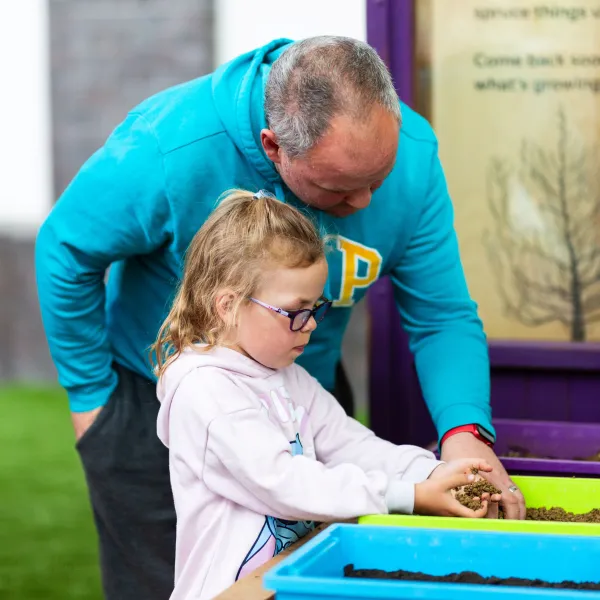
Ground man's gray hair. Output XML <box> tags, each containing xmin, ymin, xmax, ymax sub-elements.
<box><xmin>265</xmin><ymin>36</ymin><xmax>401</xmax><ymax>158</ymax></box>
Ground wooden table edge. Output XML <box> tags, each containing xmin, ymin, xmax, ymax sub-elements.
<box><xmin>215</xmin><ymin>519</ymin><xmax>356</xmax><ymax>599</ymax></box>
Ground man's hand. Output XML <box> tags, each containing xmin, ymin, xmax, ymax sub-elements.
<box><xmin>71</xmin><ymin>407</ymin><xmax>103</xmax><ymax>442</ymax></box>
<box><xmin>440</xmin><ymin>432</ymin><xmax>526</xmax><ymax>520</ymax></box>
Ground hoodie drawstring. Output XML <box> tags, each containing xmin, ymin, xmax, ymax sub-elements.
<box><xmin>317</xmin><ymin>211</ymin><xmax>333</xmax><ymax>300</ymax></box>
<box><xmin>274</xmin><ymin>182</ymin><xmax>285</xmax><ymax>202</ymax></box>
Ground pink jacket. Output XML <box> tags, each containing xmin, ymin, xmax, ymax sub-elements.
<box><xmin>157</xmin><ymin>346</ymin><xmax>440</xmax><ymax>599</ymax></box>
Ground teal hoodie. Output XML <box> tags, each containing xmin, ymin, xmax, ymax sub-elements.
<box><xmin>35</xmin><ymin>39</ymin><xmax>491</xmax><ymax>438</ymax></box>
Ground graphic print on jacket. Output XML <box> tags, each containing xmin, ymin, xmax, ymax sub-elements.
<box><xmin>235</xmin><ymin>433</ymin><xmax>316</xmax><ymax>580</ymax></box>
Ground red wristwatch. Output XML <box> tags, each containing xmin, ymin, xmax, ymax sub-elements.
<box><xmin>440</xmin><ymin>423</ymin><xmax>495</xmax><ymax>448</ymax></box>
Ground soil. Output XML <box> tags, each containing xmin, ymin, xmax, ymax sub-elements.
<box><xmin>343</xmin><ymin>565</ymin><xmax>600</xmax><ymax>589</ymax></box>
<box><xmin>451</xmin><ymin>470</ymin><xmax>502</xmax><ymax>511</ymax></box>
<box><xmin>505</xmin><ymin>445</ymin><xmax>554</xmax><ymax>459</ymax></box>
<box><xmin>504</xmin><ymin>445</ymin><xmax>600</xmax><ymax>462</ymax></box>
<box><xmin>577</xmin><ymin>451</ymin><xmax>600</xmax><ymax>462</ymax></box>
<box><xmin>521</xmin><ymin>507</ymin><xmax>600</xmax><ymax>523</ymax></box>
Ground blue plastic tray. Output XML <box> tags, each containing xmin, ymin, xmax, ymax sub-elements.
<box><xmin>264</xmin><ymin>524</ymin><xmax>600</xmax><ymax>600</ymax></box>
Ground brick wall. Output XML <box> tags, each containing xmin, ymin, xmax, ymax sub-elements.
<box><xmin>50</xmin><ymin>0</ymin><xmax>214</xmax><ymax>195</ymax></box>
<box><xmin>1</xmin><ymin>0</ymin><xmax>213</xmax><ymax>383</ymax></box>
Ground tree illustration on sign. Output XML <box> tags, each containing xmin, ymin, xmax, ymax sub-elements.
<box><xmin>483</xmin><ymin>107</ymin><xmax>600</xmax><ymax>341</ymax></box>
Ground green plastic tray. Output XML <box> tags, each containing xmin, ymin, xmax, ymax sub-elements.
<box><xmin>359</xmin><ymin>475</ymin><xmax>600</xmax><ymax>536</ymax></box>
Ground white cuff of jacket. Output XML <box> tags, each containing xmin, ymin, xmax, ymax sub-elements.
<box><xmin>384</xmin><ymin>457</ymin><xmax>444</xmax><ymax>514</ymax></box>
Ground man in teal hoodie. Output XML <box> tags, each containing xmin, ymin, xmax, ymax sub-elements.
<box><xmin>36</xmin><ymin>37</ymin><xmax>524</xmax><ymax>599</ymax></box>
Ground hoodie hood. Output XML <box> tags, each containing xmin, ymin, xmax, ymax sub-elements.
<box><xmin>156</xmin><ymin>346</ymin><xmax>275</xmax><ymax>446</ymax></box>
<box><xmin>211</xmin><ymin>38</ymin><xmax>293</xmax><ymax>186</ymax></box>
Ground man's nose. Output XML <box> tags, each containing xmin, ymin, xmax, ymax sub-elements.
<box><xmin>346</xmin><ymin>189</ymin><xmax>372</xmax><ymax>209</ymax></box>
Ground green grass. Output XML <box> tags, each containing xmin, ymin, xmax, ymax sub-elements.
<box><xmin>0</xmin><ymin>385</ymin><xmax>102</xmax><ymax>600</ymax></box>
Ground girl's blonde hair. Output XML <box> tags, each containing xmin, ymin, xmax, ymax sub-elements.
<box><xmin>151</xmin><ymin>189</ymin><xmax>325</xmax><ymax>377</ymax></box>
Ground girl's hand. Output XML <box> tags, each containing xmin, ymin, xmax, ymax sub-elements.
<box><xmin>429</xmin><ymin>459</ymin><xmax>494</xmax><ymax>485</ymax></box>
<box><xmin>414</xmin><ymin>459</ymin><xmax>501</xmax><ymax>518</ymax></box>
<box><xmin>432</xmin><ymin>459</ymin><xmax>502</xmax><ymax>516</ymax></box>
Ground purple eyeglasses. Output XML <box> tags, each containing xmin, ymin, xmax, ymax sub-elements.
<box><xmin>249</xmin><ymin>297</ymin><xmax>332</xmax><ymax>331</ymax></box>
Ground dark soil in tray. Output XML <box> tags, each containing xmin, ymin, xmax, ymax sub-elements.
<box><xmin>521</xmin><ymin>507</ymin><xmax>600</xmax><ymax>523</ymax></box>
<box><xmin>344</xmin><ymin>565</ymin><xmax>600</xmax><ymax>589</ymax></box>
<box><xmin>453</xmin><ymin>472</ymin><xmax>600</xmax><ymax>522</ymax></box>
<box><xmin>578</xmin><ymin>451</ymin><xmax>600</xmax><ymax>462</ymax></box>
<box><xmin>505</xmin><ymin>446</ymin><xmax>554</xmax><ymax>459</ymax></box>
<box><xmin>504</xmin><ymin>446</ymin><xmax>600</xmax><ymax>461</ymax></box>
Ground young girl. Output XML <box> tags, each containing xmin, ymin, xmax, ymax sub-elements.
<box><xmin>153</xmin><ymin>190</ymin><xmax>499</xmax><ymax>600</ymax></box>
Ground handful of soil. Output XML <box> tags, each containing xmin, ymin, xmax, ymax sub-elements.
<box><xmin>451</xmin><ymin>469</ymin><xmax>501</xmax><ymax>511</ymax></box>
<box><xmin>344</xmin><ymin>565</ymin><xmax>600</xmax><ymax>590</ymax></box>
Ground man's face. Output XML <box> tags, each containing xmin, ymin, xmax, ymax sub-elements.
<box><xmin>261</xmin><ymin>104</ymin><xmax>399</xmax><ymax>217</ymax></box>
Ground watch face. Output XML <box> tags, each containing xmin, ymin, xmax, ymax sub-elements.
<box><xmin>476</xmin><ymin>424</ymin><xmax>496</xmax><ymax>444</ymax></box>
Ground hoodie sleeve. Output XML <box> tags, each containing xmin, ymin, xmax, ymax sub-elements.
<box><xmin>295</xmin><ymin>367</ymin><xmax>442</xmax><ymax>489</ymax></box>
<box><xmin>390</xmin><ymin>142</ymin><xmax>493</xmax><ymax>442</ymax></box>
<box><xmin>35</xmin><ymin>113</ymin><xmax>172</xmax><ymax>412</ymax></box>
<box><xmin>167</xmin><ymin>370</ymin><xmax>413</xmax><ymax>521</ymax></box>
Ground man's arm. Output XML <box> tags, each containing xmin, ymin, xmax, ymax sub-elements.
<box><xmin>390</xmin><ymin>143</ymin><xmax>525</xmax><ymax>519</ymax></box>
<box><xmin>391</xmin><ymin>142</ymin><xmax>491</xmax><ymax>439</ymax></box>
<box><xmin>36</xmin><ymin>112</ymin><xmax>172</xmax><ymax>426</ymax></box>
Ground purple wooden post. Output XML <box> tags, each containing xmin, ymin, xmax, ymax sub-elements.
<box><xmin>366</xmin><ymin>0</ymin><xmax>391</xmax><ymax>65</ymax></box>
<box><xmin>366</xmin><ymin>0</ymin><xmax>436</xmax><ymax>445</ymax></box>
<box><xmin>366</xmin><ymin>0</ymin><xmax>413</xmax><ymax>95</ymax></box>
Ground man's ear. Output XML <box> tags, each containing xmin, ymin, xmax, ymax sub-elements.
<box><xmin>215</xmin><ymin>290</ymin><xmax>237</xmax><ymax>326</ymax></box>
<box><xmin>261</xmin><ymin>129</ymin><xmax>283</xmax><ymax>164</ymax></box>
